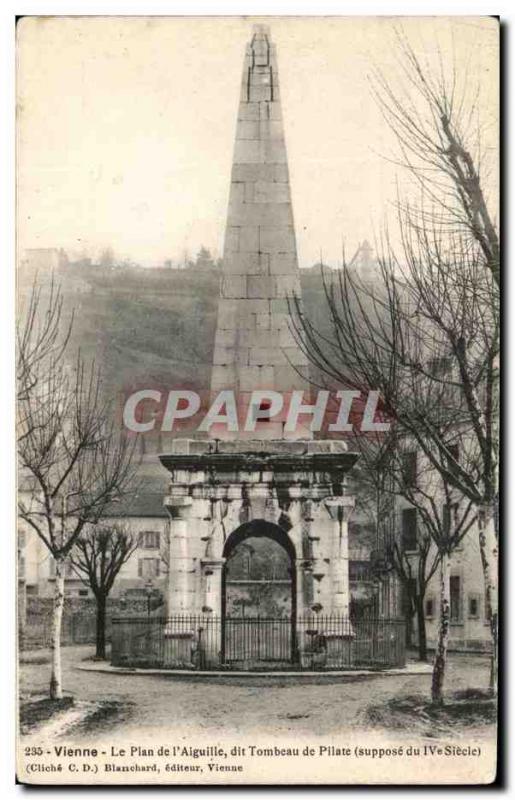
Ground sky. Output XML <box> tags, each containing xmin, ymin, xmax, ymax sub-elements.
<box><xmin>16</xmin><ymin>16</ymin><xmax>498</xmax><ymax>268</ymax></box>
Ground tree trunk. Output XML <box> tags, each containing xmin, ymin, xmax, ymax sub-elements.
<box><xmin>415</xmin><ymin>594</ymin><xmax>428</xmax><ymax>662</ymax></box>
<box><xmin>95</xmin><ymin>595</ymin><xmax>107</xmax><ymax>660</ymax></box>
<box><xmin>478</xmin><ymin>503</ymin><xmax>498</xmax><ymax>696</ymax></box>
<box><xmin>431</xmin><ymin>553</ymin><xmax>450</xmax><ymax>705</ymax></box>
<box><xmin>404</xmin><ymin>588</ymin><xmax>414</xmax><ymax>647</ymax></box>
<box><xmin>50</xmin><ymin>557</ymin><xmax>65</xmax><ymax>699</ymax></box>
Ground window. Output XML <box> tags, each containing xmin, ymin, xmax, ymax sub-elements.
<box><xmin>139</xmin><ymin>531</ymin><xmax>160</xmax><ymax>549</ymax></box>
<box><xmin>403</xmin><ymin>578</ymin><xmax>417</xmax><ymax>616</ymax></box>
<box><xmin>18</xmin><ymin>530</ymin><xmax>26</xmax><ymax>548</ymax></box>
<box><xmin>468</xmin><ymin>594</ymin><xmax>480</xmax><ymax>619</ymax></box>
<box><xmin>138</xmin><ymin>558</ymin><xmax>160</xmax><ymax>578</ymax></box>
<box><xmin>18</xmin><ymin>555</ymin><xmax>25</xmax><ymax>578</ymax></box>
<box><xmin>425</xmin><ymin>597</ymin><xmax>435</xmax><ymax>618</ymax></box>
<box><xmin>48</xmin><ymin>559</ymin><xmax>75</xmax><ymax>578</ymax></box>
<box><xmin>401</xmin><ymin>508</ymin><xmax>418</xmax><ymax>551</ymax></box>
<box><xmin>450</xmin><ymin>576</ymin><xmax>461</xmax><ymax>621</ymax></box>
<box><xmin>78</xmin><ymin>589</ymin><xmax>89</xmax><ymax>598</ymax></box>
<box><xmin>401</xmin><ymin>452</ymin><xmax>417</xmax><ymax>487</ymax></box>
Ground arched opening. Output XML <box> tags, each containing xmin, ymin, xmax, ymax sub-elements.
<box><xmin>221</xmin><ymin>521</ymin><xmax>297</xmax><ymax>666</ymax></box>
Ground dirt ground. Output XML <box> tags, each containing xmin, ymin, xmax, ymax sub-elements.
<box><xmin>19</xmin><ymin>646</ymin><xmax>495</xmax><ymax>745</ymax></box>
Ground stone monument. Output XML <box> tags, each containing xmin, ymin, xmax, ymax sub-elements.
<box><xmin>159</xmin><ymin>25</ymin><xmax>358</xmax><ymax>668</ymax></box>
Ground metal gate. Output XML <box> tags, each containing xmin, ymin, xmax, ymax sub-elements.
<box><xmin>111</xmin><ymin>615</ymin><xmax>407</xmax><ymax>670</ymax></box>
<box><xmin>223</xmin><ymin>616</ymin><xmax>294</xmax><ymax>667</ymax></box>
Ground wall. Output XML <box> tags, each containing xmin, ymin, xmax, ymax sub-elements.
<box><xmin>423</xmin><ymin>522</ymin><xmax>491</xmax><ymax>651</ymax></box>
<box><xmin>19</xmin><ymin>514</ymin><xmax>170</xmax><ymax>599</ymax></box>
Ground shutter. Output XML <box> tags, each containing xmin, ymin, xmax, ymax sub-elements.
<box><xmin>401</xmin><ymin>508</ymin><xmax>417</xmax><ymax>550</ymax></box>
<box><xmin>450</xmin><ymin>575</ymin><xmax>461</xmax><ymax>620</ymax></box>
<box><xmin>402</xmin><ymin>452</ymin><xmax>417</xmax><ymax>486</ymax></box>
<box><xmin>443</xmin><ymin>504</ymin><xmax>451</xmax><ymax>534</ymax></box>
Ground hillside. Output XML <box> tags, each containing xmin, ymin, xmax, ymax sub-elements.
<box><xmin>19</xmin><ymin>257</ymin><xmax>378</xmax><ymax>480</ymax></box>
<box><xmin>55</xmin><ymin>263</ymin><xmax>340</xmax><ymax>406</ymax></box>
<box><xmin>59</xmin><ymin>264</ymin><xmax>219</xmax><ymax>402</ymax></box>
<box><xmin>18</xmin><ymin>258</ymin><xmax>381</xmax><ymax>524</ymax></box>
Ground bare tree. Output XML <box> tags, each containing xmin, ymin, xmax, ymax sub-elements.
<box><xmin>374</xmin><ymin>41</ymin><xmax>499</xmax><ymax>693</ymax></box>
<box><xmin>17</xmin><ymin>280</ymin><xmax>138</xmax><ymax>698</ymax></box>
<box><xmin>355</xmin><ymin>448</ymin><xmax>440</xmax><ymax>662</ymax></box>
<box><xmin>17</xmin><ymin>276</ymin><xmax>71</xmax><ymax>650</ymax></box>
<box><xmin>17</xmin><ymin>274</ymin><xmax>73</xmax><ymax>408</ymax></box>
<box><xmin>354</xmin><ymin>431</ymin><xmax>476</xmax><ymax>697</ymax></box>
<box><xmin>352</xmin><ymin>450</ymin><xmax>407</xmax><ymax>640</ymax></box>
<box><xmin>292</xmin><ymin>242</ymin><xmax>498</xmax><ymax>691</ymax></box>
<box><xmin>385</xmin><ymin>437</ymin><xmax>475</xmax><ymax>704</ymax></box>
<box><xmin>290</xmin><ymin>31</ymin><xmax>499</xmax><ymax>694</ymax></box>
<box><xmin>372</xmin><ymin>29</ymin><xmax>499</xmax><ymax>287</ymax></box>
<box><xmin>159</xmin><ymin>520</ymin><xmax>171</xmax><ymax>573</ymax></box>
<box><xmin>69</xmin><ymin>523</ymin><xmax>138</xmax><ymax>659</ymax></box>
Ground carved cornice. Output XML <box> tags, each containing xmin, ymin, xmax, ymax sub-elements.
<box><xmin>160</xmin><ymin>451</ymin><xmax>358</xmax><ymax>478</ymax></box>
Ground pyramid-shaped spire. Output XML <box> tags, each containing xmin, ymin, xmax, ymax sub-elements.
<box><xmin>210</xmin><ymin>26</ymin><xmax>310</xmax><ymax>438</ymax></box>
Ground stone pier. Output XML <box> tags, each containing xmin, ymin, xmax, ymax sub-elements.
<box><xmin>160</xmin><ymin>440</ymin><xmax>357</xmax><ymax>666</ymax></box>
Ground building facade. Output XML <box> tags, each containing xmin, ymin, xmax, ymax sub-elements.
<box><xmin>375</xmin><ymin>445</ymin><xmax>491</xmax><ymax>652</ymax></box>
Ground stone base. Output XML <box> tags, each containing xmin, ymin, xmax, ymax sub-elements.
<box><xmin>299</xmin><ymin>628</ymin><xmax>355</xmax><ymax>670</ymax></box>
<box><xmin>160</xmin><ymin>439</ymin><xmax>358</xmax><ymax>641</ymax></box>
<box><xmin>324</xmin><ymin>632</ymin><xmax>354</xmax><ymax>668</ymax></box>
<box><xmin>163</xmin><ymin>628</ymin><xmax>195</xmax><ymax>669</ymax></box>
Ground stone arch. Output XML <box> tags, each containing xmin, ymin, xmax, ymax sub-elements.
<box><xmin>222</xmin><ymin>519</ymin><xmax>297</xmax><ymax>563</ymax></box>
<box><xmin>221</xmin><ymin>520</ymin><xmax>298</xmax><ymax>664</ymax></box>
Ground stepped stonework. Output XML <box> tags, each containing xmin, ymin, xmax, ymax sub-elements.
<box><xmin>211</xmin><ymin>24</ymin><xmax>310</xmax><ymax>440</ymax></box>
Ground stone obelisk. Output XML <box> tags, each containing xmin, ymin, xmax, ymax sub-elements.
<box><xmin>211</xmin><ymin>24</ymin><xmax>311</xmax><ymax>439</ymax></box>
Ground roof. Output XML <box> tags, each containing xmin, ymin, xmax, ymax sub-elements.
<box><xmin>105</xmin><ymin>491</ymin><xmax>168</xmax><ymax>519</ymax></box>
<box><xmin>19</xmin><ymin>477</ymin><xmax>168</xmax><ymax>520</ymax></box>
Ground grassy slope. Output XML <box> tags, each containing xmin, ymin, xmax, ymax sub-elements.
<box><xmin>59</xmin><ymin>265</ymin><xmax>335</xmax><ymax>401</ymax></box>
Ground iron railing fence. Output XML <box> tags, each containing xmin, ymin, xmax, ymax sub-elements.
<box><xmin>111</xmin><ymin>615</ymin><xmax>406</xmax><ymax>671</ymax></box>
<box><xmin>23</xmin><ymin>611</ymin><xmax>100</xmax><ymax>648</ymax></box>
